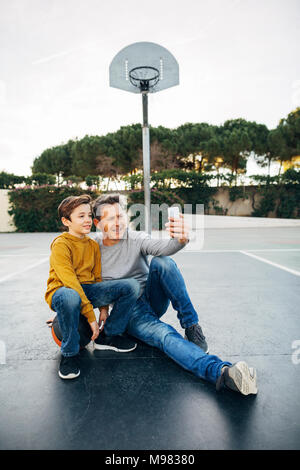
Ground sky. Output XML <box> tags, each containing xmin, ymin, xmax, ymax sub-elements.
<box><xmin>0</xmin><ymin>0</ymin><xmax>300</xmax><ymax>176</ymax></box>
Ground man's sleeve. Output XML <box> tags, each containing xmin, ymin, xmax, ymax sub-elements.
<box><xmin>137</xmin><ymin>231</ymin><xmax>188</xmax><ymax>257</ymax></box>
<box><xmin>50</xmin><ymin>241</ymin><xmax>96</xmax><ymax>323</ymax></box>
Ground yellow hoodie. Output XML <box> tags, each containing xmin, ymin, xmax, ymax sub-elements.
<box><xmin>45</xmin><ymin>232</ymin><xmax>101</xmax><ymax>323</ymax></box>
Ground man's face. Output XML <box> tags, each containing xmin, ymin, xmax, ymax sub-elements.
<box><xmin>95</xmin><ymin>203</ymin><xmax>128</xmax><ymax>240</ymax></box>
<box><xmin>62</xmin><ymin>204</ymin><xmax>92</xmax><ymax>237</ymax></box>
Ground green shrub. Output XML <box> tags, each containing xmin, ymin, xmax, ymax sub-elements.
<box><xmin>229</xmin><ymin>186</ymin><xmax>249</xmax><ymax>202</ymax></box>
<box><xmin>252</xmin><ymin>181</ymin><xmax>300</xmax><ymax>218</ymax></box>
<box><xmin>8</xmin><ymin>186</ymin><xmax>100</xmax><ymax>232</ymax></box>
<box><xmin>276</xmin><ymin>190</ymin><xmax>298</xmax><ymax>218</ymax></box>
<box><xmin>252</xmin><ymin>185</ymin><xmax>277</xmax><ymax>217</ymax></box>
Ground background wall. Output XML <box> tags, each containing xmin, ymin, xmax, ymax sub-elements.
<box><xmin>0</xmin><ymin>190</ymin><xmax>15</xmax><ymax>232</ymax></box>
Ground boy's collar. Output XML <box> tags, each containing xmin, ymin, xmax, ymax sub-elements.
<box><xmin>61</xmin><ymin>232</ymin><xmax>89</xmax><ymax>242</ymax></box>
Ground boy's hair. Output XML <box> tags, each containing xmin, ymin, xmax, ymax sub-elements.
<box><xmin>93</xmin><ymin>193</ymin><xmax>126</xmax><ymax>220</ymax></box>
<box><xmin>58</xmin><ymin>195</ymin><xmax>92</xmax><ymax>229</ymax></box>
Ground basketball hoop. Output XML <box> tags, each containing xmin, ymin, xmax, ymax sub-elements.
<box><xmin>129</xmin><ymin>66</ymin><xmax>160</xmax><ymax>92</ymax></box>
<box><xmin>109</xmin><ymin>42</ymin><xmax>179</xmax><ymax>234</ymax></box>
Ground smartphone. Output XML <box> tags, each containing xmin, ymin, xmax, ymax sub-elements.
<box><xmin>168</xmin><ymin>206</ymin><xmax>180</xmax><ymax>219</ymax></box>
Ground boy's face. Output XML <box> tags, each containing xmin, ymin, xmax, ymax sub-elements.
<box><xmin>62</xmin><ymin>203</ymin><xmax>93</xmax><ymax>237</ymax></box>
<box><xmin>94</xmin><ymin>203</ymin><xmax>128</xmax><ymax>240</ymax></box>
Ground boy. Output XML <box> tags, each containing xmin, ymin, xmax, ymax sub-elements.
<box><xmin>45</xmin><ymin>194</ymin><xmax>140</xmax><ymax>380</ymax></box>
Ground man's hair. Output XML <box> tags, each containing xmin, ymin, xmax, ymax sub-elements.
<box><xmin>93</xmin><ymin>193</ymin><xmax>126</xmax><ymax>220</ymax></box>
<box><xmin>58</xmin><ymin>195</ymin><xmax>92</xmax><ymax>230</ymax></box>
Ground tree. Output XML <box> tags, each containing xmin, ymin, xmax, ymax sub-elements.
<box><xmin>71</xmin><ymin>135</ymin><xmax>103</xmax><ymax>178</ymax></box>
<box><xmin>0</xmin><ymin>171</ymin><xmax>25</xmax><ymax>188</ymax></box>
<box><xmin>248</xmin><ymin>123</ymin><xmax>273</xmax><ymax>176</ymax></box>
<box><xmin>85</xmin><ymin>175</ymin><xmax>102</xmax><ymax>190</ymax></box>
<box><xmin>149</xmin><ymin>126</ymin><xmax>181</xmax><ymax>171</ymax></box>
<box><xmin>31</xmin><ymin>140</ymin><xmax>74</xmax><ymax>179</ymax></box>
<box><xmin>100</xmin><ymin>124</ymin><xmax>143</xmax><ymax>175</ymax></box>
<box><xmin>216</xmin><ymin>119</ymin><xmax>252</xmax><ymax>185</ymax></box>
<box><xmin>26</xmin><ymin>173</ymin><xmax>56</xmax><ymax>186</ymax></box>
<box><xmin>267</xmin><ymin>127</ymin><xmax>289</xmax><ymax>176</ymax></box>
<box><xmin>279</xmin><ymin>107</ymin><xmax>300</xmax><ymax>157</ymax></box>
<box><xmin>62</xmin><ymin>175</ymin><xmax>82</xmax><ymax>186</ymax></box>
<box><xmin>175</xmin><ymin>123</ymin><xmax>216</xmax><ymax>172</ymax></box>
<box><xmin>276</xmin><ymin>108</ymin><xmax>300</xmax><ymax>174</ymax></box>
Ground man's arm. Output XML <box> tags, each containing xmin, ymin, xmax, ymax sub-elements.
<box><xmin>50</xmin><ymin>241</ymin><xmax>96</xmax><ymax>323</ymax></box>
<box><xmin>139</xmin><ymin>235</ymin><xmax>185</xmax><ymax>257</ymax></box>
<box><xmin>138</xmin><ymin>214</ymin><xmax>189</xmax><ymax>257</ymax></box>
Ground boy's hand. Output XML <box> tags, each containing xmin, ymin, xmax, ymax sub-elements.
<box><xmin>98</xmin><ymin>306</ymin><xmax>109</xmax><ymax>332</ymax></box>
<box><xmin>89</xmin><ymin>320</ymin><xmax>100</xmax><ymax>341</ymax></box>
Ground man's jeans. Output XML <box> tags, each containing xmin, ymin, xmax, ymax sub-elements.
<box><xmin>127</xmin><ymin>256</ymin><xmax>232</xmax><ymax>384</ymax></box>
<box><xmin>51</xmin><ymin>279</ymin><xmax>140</xmax><ymax>357</ymax></box>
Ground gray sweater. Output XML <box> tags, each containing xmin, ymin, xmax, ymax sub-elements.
<box><xmin>94</xmin><ymin>229</ymin><xmax>187</xmax><ymax>294</ymax></box>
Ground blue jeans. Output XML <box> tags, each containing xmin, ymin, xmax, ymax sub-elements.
<box><xmin>127</xmin><ymin>256</ymin><xmax>232</xmax><ymax>384</ymax></box>
<box><xmin>51</xmin><ymin>279</ymin><xmax>140</xmax><ymax>357</ymax></box>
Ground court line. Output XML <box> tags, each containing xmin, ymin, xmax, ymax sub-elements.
<box><xmin>240</xmin><ymin>251</ymin><xmax>300</xmax><ymax>277</ymax></box>
<box><xmin>244</xmin><ymin>249</ymin><xmax>300</xmax><ymax>252</ymax></box>
<box><xmin>0</xmin><ymin>248</ymin><xmax>299</xmax><ymax>257</ymax></box>
<box><xmin>0</xmin><ymin>257</ymin><xmax>49</xmax><ymax>284</ymax></box>
<box><xmin>200</xmin><ymin>249</ymin><xmax>300</xmax><ymax>253</ymax></box>
<box><xmin>0</xmin><ymin>253</ymin><xmax>49</xmax><ymax>257</ymax></box>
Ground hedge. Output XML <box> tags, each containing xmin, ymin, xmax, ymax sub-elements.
<box><xmin>7</xmin><ymin>177</ymin><xmax>300</xmax><ymax>232</ymax></box>
<box><xmin>8</xmin><ymin>186</ymin><xmax>100</xmax><ymax>232</ymax></box>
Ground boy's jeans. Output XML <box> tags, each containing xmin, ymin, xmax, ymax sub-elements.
<box><xmin>51</xmin><ymin>278</ymin><xmax>140</xmax><ymax>357</ymax></box>
<box><xmin>127</xmin><ymin>256</ymin><xmax>232</xmax><ymax>384</ymax></box>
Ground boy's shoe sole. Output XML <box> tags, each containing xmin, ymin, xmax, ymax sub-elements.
<box><xmin>226</xmin><ymin>361</ymin><xmax>258</xmax><ymax>395</ymax></box>
<box><xmin>58</xmin><ymin>369</ymin><xmax>80</xmax><ymax>380</ymax></box>
<box><xmin>93</xmin><ymin>343</ymin><xmax>137</xmax><ymax>353</ymax></box>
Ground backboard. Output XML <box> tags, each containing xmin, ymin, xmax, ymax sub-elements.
<box><xmin>109</xmin><ymin>41</ymin><xmax>179</xmax><ymax>94</ymax></box>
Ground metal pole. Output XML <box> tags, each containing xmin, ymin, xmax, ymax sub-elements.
<box><xmin>142</xmin><ymin>92</ymin><xmax>151</xmax><ymax>234</ymax></box>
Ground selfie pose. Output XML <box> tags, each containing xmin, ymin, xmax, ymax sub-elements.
<box><xmin>92</xmin><ymin>194</ymin><xmax>258</xmax><ymax>396</ymax></box>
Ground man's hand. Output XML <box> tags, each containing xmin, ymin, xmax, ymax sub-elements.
<box><xmin>165</xmin><ymin>213</ymin><xmax>189</xmax><ymax>244</ymax></box>
<box><xmin>89</xmin><ymin>320</ymin><xmax>100</xmax><ymax>341</ymax></box>
<box><xmin>98</xmin><ymin>306</ymin><xmax>109</xmax><ymax>332</ymax></box>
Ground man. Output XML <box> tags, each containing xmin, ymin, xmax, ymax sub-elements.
<box><xmin>92</xmin><ymin>193</ymin><xmax>258</xmax><ymax>396</ymax></box>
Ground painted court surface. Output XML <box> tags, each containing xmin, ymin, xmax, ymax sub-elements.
<box><xmin>0</xmin><ymin>216</ymin><xmax>300</xmax><ymax>450</ymax></box>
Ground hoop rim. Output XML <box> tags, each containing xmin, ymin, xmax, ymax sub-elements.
<box><xmin>129</xmin><ymin>66</ymin><xmax>160</xmax><ymax>91</ymax></box>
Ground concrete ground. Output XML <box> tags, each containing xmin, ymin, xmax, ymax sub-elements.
<box><xmin>0</xmin><ymin>215</ymin><xmax>300</xmax><ymax>450</ymax></box>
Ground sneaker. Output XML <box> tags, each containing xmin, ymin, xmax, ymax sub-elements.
<box><xmin>94</xmin><ymin>330</ymin><xmax>137</xmax><ymax>353</ymax></box>
<box><xmin>58</xmin><ymin>354</ymin><xmax>80</xmax><ymax>380</ymax></box>
<box><xmin>185</xmin><ymin>324</ymin><xmax>209</xmax><ymax>353</ymax></box>
<box><xmin>216</xmin><ymin>361</ymin><xmax>258</xmax><ymax>396</ymax></box>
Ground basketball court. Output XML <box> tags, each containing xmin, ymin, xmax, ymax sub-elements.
<box><xmin>0</xmin><ymin>215</ymin><xmax>299</xmax><ymax>450</ymax></box>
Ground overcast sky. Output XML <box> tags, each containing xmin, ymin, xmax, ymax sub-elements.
<box><xmin>0</xmin><ymin>0</ymin><xmax>300</xmax><ymax>176</ymax></box>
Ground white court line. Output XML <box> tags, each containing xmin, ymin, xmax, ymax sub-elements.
<box><xmin>0</xmin><ymin>257</ymin><xmax>49</xmax><ymax>284</ymax></box>
<box><xmin>0</xmin><ymin>253</ymin><xmax>49</xmax><ymax>257</ymax></box>
<box><xmin>0</xmin><ymin>249</ymin><xmax>300</xmax><ymax>256</ymax></box>
<box><xmin>185</xmin><ymin>249</ymin><xmax>300</xmax><ymax>253</ymax></box>
<box><xmin>240</xmin><ymin>251</ymin><xmax>300</xmax><ymax>277</ymax></box>
<box><xmin>245</xmin><ymin>249</ymin><xmax>300</xmax><ymax>252</ymax></box>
